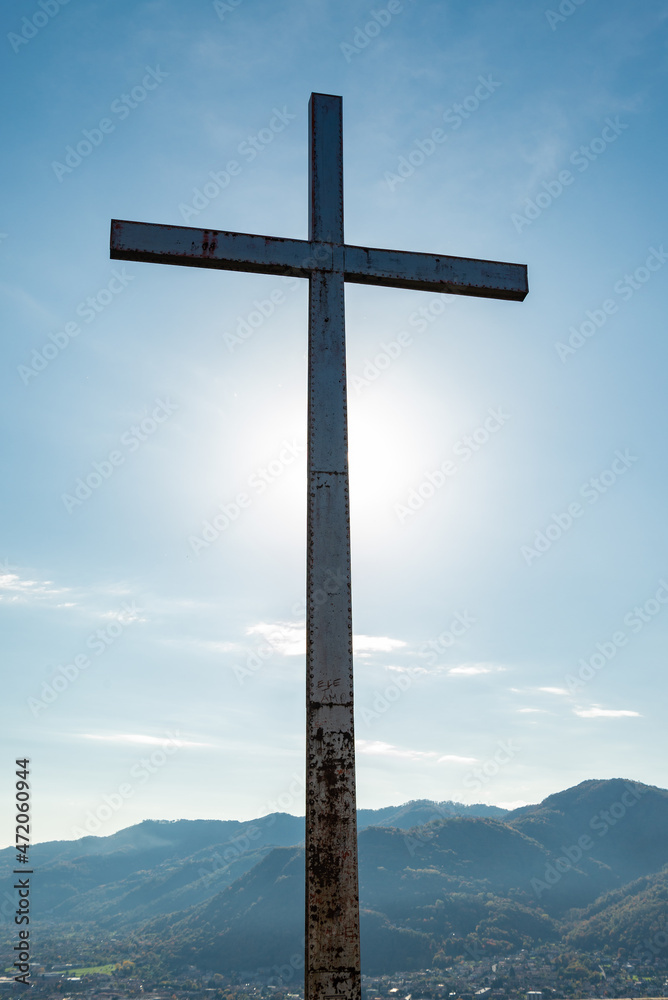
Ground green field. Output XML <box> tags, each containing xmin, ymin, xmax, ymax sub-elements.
<box><xmin>48</xmin><ymin>964</ymin><xmax>117</xmax><ymax>976</ymax></box>
<box><xmin>3</xmin><ymin>962</ymin><xmax>120</xmax><ymax>977</ymax></box>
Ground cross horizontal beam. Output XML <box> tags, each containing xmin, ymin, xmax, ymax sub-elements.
<box><xmin>110</xmin><ymin>219</ymin><xmax>528</xmax><ymax>301</ymax></box>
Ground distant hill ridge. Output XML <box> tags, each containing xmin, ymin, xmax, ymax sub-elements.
<box><xmin>0</xmin><ymin>796</ymin><xmax>506</xmax><ymax>863</ymax></box>
<box><xmin>1</xmin><ymin>779</ymin><xmax>666</xmax><ymax>975</ymax></box>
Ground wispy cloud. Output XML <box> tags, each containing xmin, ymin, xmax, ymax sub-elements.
<box><xmin>539</xmin><ymin>686</ymin><xmax>570</xmax><ymax>696</ymax></box>
<box><xmin>386</xmin><ymin>662</ymin><xmax>507</xmax><ymax>679</ymax></box>
<box><xmin>437</xmin><ymin>753</ymin><xmax>477</xmax><ymax>764</ymax></box>
<box><xmin>0</xmin><ymin>564</ymin><xmax>151</xmax><ymax>622</ymax></box>
<box><xmin>356</xmin><ymin>740</ymin><xmax>475</xmax><ymax>765</ymax></box>
<box><xmin>517</xmin><ymin>707</ymin><xmax>548</xmax><ymax>714</ymax></box>
<box><xmin>246</xmin><ymin>622</ymin><xmax>407</xmax><ymax>658</ymax></box>
<box><xmin>386</xmin><ymin>664</ymin><xmax>428</xmax><ymax>675</ymax></box>
<box><xmin>354</xmin><ymin>635</ymin><xmax>407</xmax><ymax>654</ymax></box>
<box><xmin>100</xmin><ymin>603</ymin><xmax>146</xmax><ymax>624</ymax></box>
<box><xmin>448</xmin><ymin>663</ymin><xmax>506</xmax><ymax>677</ymax></box>
<box><xmin>80</xmin><ymin>733</ymin><xmax>212</xmax><ymax>748</ymax></box>
<box><xmin>0</xmin><ymin>568</ymin><xmax>74</xmax><ymax>607</ymax></box>
<box><xmin>161</xmin><ymin>636</ymin><xmax>241</xmax><ymax>654</ymax></box>
<box><xmin>573</xmin><ymin>707</ymin><xmax>642</xmax><ymax>719</ymax></box>
<box><xmin>247</xmin><ymin>621</ymin><xmax>305</xmax><ymax>655</ymax></box>
<box><xmin>356</xmin><ymin>739</ymin><xmax>438</xmax><ymax>761</ymax></box>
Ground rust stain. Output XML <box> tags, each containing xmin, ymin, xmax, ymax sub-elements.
<box><xmin>201</xmin><ymin>229</ymin><xmax>219</xmax><ymax>257</ymax></box>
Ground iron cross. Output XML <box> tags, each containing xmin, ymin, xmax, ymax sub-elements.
<box><xmin>110</xmin><ymin>92</ymin><xmax>527</xmax><ymax>1000</ymax></box>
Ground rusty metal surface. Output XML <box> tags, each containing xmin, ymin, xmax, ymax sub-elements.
<box><xmin>110</xmin><ymin>220</ymin><xmax>312</xmax><ymax>275</ymax></box>
<box><xmin>109</xmin><ymin>90</ymin><xmax>529</xmax><ymax>1000</ymax></box>
<box><xmin>344</xmin><ymin>244</ymin><xmax>528</xmax><ymax>300</ymax></box>
<box><xmin>306</xmin><ymin>93</ymin><xmax>361</xmax><ymax>1000</ymax></box>
<box><xmin>111</xmin><ymin>219</ymin><xmax>527</xmax><ymax>300</ymax></box>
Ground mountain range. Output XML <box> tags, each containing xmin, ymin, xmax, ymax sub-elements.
<box><xmin>2</xmin><ymin>780</ymin><xmax>667</xmax><ymax>976</ymax></box>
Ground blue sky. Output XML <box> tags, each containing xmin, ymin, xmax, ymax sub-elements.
<box><xmin>2</xmin><ymin>0</ymin><xmax>668</xmax><ymax>846</ymax></box>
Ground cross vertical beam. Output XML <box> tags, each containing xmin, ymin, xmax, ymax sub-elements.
<box><xmin>305</xmin><ymin>94</ymin><xmax>361</xmax><ymax>1000</ymax></box>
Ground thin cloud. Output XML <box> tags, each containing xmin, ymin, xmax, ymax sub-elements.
<box><xmin>386</xmin><ymin>664</ymin><xmax>429</xmax><ymax>676</ymax></box>
<box><xmin>246</xmin><ymin>622</ymin><xmax>407</xmax><ymax>657</ymax></box>
<box><xmin>356</xmin><ymin>740</ymin><xmax>439</xmax><ymax>761</ymax></box>
<box><xmin>0</xmin><ymin>569</ymin><xmax>73</xmax><ymax>606</ymax></box>
<box><xmin>0</xmin><ymin>565</ymin><xmax>151</xmax><ymax>620</ymax></box>
<box><xmin>448</xmin><ymin>663</ymin><xmax>507</xmax><ymax>676</ymax></box>
<box><xmin>100</xmin><ymin>604</ymin><xmax>147</xmax><ymax>624</ymax></box>
<box><xmin>573</xmin><ymin>707</ymin><xmax>641</xmax><ymax>719</ymax></box>
<box><xmin>355</xmin><ymin>741</ymin><xmax>474</xmax><ymax>764</ymax></box>
<box><xmin>247</xmin><ymin>621</ymin><xmax>305</xmax><ymax>655</ymax></box>
<box><xmin>437</xmin><ymin>754</ymin><xmax>477</xmax><ymax>764</ymax></box>
<box><xmin>539</xmin><ymin>686</ymin><xmax>570</xmax><ymax>696</ymax></box>
<box><xmin>387</xmin><ymin>662</ymin><xmax>507</xmax><ymax>679</ymax></box>
<box><xmin>80</xmin><ymin>733</ymin><xmax>212</xmax><ymax>748</ymax></box>
<box><xmin>517</xmin><ymin>707</ymin><xmax>548</xmax><ymax>714</ymax></box>
<box><xmin>354</xmin><ymin>635</ymin><xmax>407</xmax><ymax>654</ymax></box>
<box><xmin>161</xmin><ymin>636</ymin><xmax>241</xmax><ymax>654</ymax></box>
